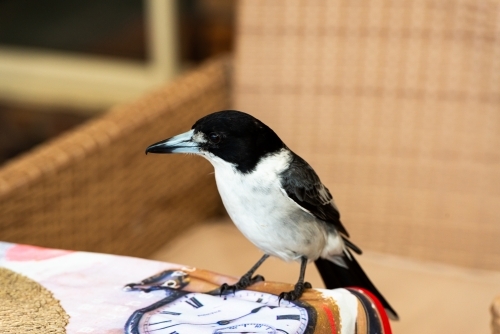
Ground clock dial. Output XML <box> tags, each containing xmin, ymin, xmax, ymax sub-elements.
<box><xmin>214</xmin><ymin>323</ymin><xmax>276</xmax><ymax>334</ymax></box>
<box><xmin>127</xmin><ymin>290</ymin><xmax>315</xmax><ymax>334</ymax></box>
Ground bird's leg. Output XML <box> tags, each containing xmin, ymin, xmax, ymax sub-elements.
<box><xmin>220</xmin><ymin>254</ymin><xmax>270</xmax><ymax>295</ymax></box>
<box><xmin>279</xmin><ymin>256</ymin><xmax>312</xmax><ymax>301</ymax></box>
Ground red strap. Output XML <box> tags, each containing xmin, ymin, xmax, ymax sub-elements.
<box><xmin>351</xmin><ymin>287</ymin><xmax>392</xmax><ymax>334</ymax></box>
<box><xmin>321</xmin><ymin>304</ymin><xmax>338</xmax><ymax>334</ymax></box>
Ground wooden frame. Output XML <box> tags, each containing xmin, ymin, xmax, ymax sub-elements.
<box><xmin>0</xmin><ymin>0</ymin><xmax>178</xmax><ymax>112</ymax></box>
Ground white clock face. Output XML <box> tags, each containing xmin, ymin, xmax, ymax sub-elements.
<box><xmin>133</xmin><ymin>290</ymin><xmax>314</xmax><ymax>334</ymax></box>
<box><xmin>214</xmin><ymin>323</ymin><xmax>275</xmax><ymax>334</ymax></box>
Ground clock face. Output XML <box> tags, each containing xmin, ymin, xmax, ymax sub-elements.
<box><xmin>126</xmin><ymin>290</ymin><xmax>315</xmax><ymax>334</ymax></box>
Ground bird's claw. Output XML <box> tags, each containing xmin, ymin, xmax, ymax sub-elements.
<box><xmin>219</xmin><ymin>274</ymin><xmax>265</xmax><ymax>296</ymax></box>
<box><xmin>247</xmin><ymin>274</ymin><xmax>265</xmax><ymax>284</ymax></box>
<box><xmin>219</xmin><ymin>283</ymin><xmax>236</xmax><ymax>296</ymax></box>
<box><xmin>278</xmin><ymin>281</ymin><xmax>312</xmax><ymax>303</ymax></box>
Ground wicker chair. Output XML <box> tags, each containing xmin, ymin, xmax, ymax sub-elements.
<box><xmin>1</xmin><ymin>1</ymin><xmax>500</xmax><ymax>333</ymax></box>
<box><xmin>0</xmin><ymin>57</ymin><xmax>230</xmax><ymax>257</ymax></box>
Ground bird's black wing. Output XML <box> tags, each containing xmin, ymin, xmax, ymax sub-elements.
<box><xmin>279</xmin><ymin>153</ymin><xmax>350</xmax><ymax>237</ymax></box>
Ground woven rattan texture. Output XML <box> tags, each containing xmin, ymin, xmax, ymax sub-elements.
<box><xmin>0</xmin><ymin>57</ymin><xmax>230</xmax><ymax>257</ymax></box>
<box><xmin>233</xmin><ymin>1</ymin><xmax>500</xmax><ymax>270</ymax></box>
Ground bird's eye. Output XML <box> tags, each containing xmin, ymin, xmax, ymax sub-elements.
<box><xmin>209</xmin><ymin>132</ymin><xmax>221</xmax><ymax>144</ymax></box>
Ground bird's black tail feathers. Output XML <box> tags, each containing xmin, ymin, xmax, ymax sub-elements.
<box><xmin>314</xmin><ymin>251</ymin><xmax>399</xmax><ymax>321</ymax></box>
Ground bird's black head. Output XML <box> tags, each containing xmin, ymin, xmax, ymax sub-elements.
<box><xmin>146</xmin><ymin>110</ymin><xmax>286</xmax><ymax>173</ymax></box>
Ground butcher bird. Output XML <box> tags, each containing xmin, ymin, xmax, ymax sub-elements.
<box><xmin>146</xmin><ymin>110</ymin><xmax>398</xmax><ymax>320</ymax></box>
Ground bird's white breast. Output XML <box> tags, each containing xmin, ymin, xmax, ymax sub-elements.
<box><xmin>203</xmin><ymin>149</ymin><xmax>331</xmax><ymax>262</ymax></box>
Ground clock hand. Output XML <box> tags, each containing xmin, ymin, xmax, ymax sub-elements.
<box><xmin>149</xmin><ymin>306</ymin><xmax>276</xmax><ymax>330</ymax></box>
<box><xmin>216</xmin><ymin>305</ymin><xmax>276</xmax><ymax>325</ymax></box>
<box><xmin>148</xmin><ymin>323</ymin><xmax>180</xmax><ymax>332</ymax></box>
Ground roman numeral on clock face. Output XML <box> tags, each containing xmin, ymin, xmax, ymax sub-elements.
<box><xmin>277</xmin><ymin>314</ymin><xmax>301</xmax><ymax>320</ymax></box>
<box><xmin>185</xmin><ymin>296</ymin><xmax>203</xmax><ymax>308</ymax></box>
<box><xmin>160</xmin><ymin>311</ymin><xmax>181</xmax><ymax>315</ymax></box>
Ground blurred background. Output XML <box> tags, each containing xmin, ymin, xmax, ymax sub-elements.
<box><xmin>1</xmin><ymin>1</ymin><xmax>500</xmax><ymax>333</ymax></box>
<box><xmin>0</xmin><ymin>0</ymin><xmax>235</xmax><ymax>166</ymax></box>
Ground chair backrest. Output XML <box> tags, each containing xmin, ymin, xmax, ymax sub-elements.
<box><xmin>0</xmin><ymin>58</ymin><xmax>230</xmax><ymax>257</ymax></box>
<box><xmin>233</xmin><ymin>0</ymin><xmax>500</xmax><ymax>270</ymax></box>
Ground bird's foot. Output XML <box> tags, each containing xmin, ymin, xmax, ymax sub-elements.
<box><xmin>219</xmin><ymin>274</ymin><xmax>265</xmax><ymax>295</ymax></box>
<box><xmin>278</xmin><ymin>281</ymin><xmax>312</xmax><ymax>302</ymax></box>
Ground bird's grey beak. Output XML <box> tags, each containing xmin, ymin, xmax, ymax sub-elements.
<box><xmin>146</xmin><ymin>129</ymin><xmax>200</xmax><ymax>154</ymax></box>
